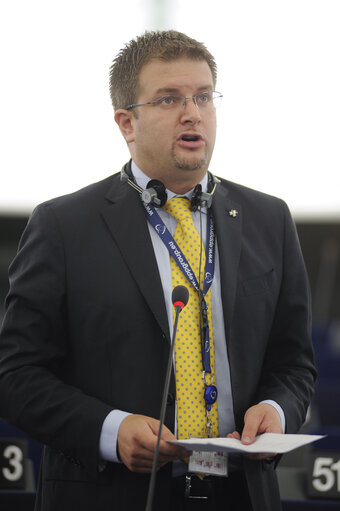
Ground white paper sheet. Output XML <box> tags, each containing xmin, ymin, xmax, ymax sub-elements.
<box><xmin>168</xmin><ymin>433</ymin><xmax>324</xmax><ymax>454</ymax></box>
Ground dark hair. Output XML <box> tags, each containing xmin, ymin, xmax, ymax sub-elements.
<box><xmin>109</xmin><ymin>30</ymin><xmax>217</xmax><ymax>111</ymax></box>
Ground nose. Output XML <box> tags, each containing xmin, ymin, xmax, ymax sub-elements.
<box><xmin>180</xmin><ymin>97</ymin><xmax>201</xmax><ymax>124</ymax></box>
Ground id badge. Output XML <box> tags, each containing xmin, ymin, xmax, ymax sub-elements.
<box><xmin>188</xmin><ymin>450</ymin><xmax>228</xmax><ymax>477</ymax></box>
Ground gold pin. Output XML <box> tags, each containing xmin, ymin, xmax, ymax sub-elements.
<box><xmin>229</xmin><ymin>209</ymin><xmax>238</xmax><ymax>218</ymax></box>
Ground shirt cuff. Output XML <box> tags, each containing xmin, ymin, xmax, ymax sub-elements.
<box><xmin>259</xmin><ymin>400</ymin><xmax>286</xmax><ymax>433</ymax></box>
<box><xmin>99</xmin><ymin>409</ymin><xmax>132</xmax><ymax>463</ymax></box>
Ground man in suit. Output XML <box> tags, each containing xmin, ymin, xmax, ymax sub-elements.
<box><xmin>0</xmin><ymin>31</ymin><xmax>315</xmax><ymax>510</ymax></box>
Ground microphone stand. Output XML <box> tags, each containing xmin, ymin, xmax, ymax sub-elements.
<box><xmin>145</xmin><ymin>303</ymin><xmax>183</xmax><ymax>511</ymax></box>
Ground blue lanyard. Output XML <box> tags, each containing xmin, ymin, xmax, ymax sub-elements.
<box><xmin>143</xmin><ymin>202</ymin><xmax>216</xmax><ymax>376</ymax></box>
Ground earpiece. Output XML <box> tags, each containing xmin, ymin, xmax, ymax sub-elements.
<box><xmin>142</xmin><ymin>180</ymin><xmax>167</xmax><ymax>207</ymax></box>
<box><xmin>190</xmin><ymin>177</ymin><xmax>220</xmax><ymax>211</ymax></box>
<box><xmin>120</xmin><ymin>160</ymin><xmax>220</xmax><ymax>210</ymax></box>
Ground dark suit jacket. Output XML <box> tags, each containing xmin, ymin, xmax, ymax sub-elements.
<box><xmin>0</xmin><ymin>170</ymin><xmax>316</xmax><ymax>510</ymax></box>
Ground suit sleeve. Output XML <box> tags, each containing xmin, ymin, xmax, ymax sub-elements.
<box><xmin>0</xmin><ymin>203</ymin><xmax>113</xmax><ymax>476</ymax></box>
<box><xmin>255</xmin><ymin>200</ymin><xmax>316</xmax><ymax>433</ymax></box>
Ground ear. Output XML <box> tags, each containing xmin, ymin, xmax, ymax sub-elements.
<box><xmin>114</xmin><ymin>109</ymin><xmax>135</xmax><ymax>143</ymax></box>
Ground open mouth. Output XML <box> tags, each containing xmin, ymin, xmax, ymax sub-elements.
<box><xmin>180</xmin><ymin>134</ymin><xmax>201</xmax><ymax>142</ymax></box>
<box><xmin>177</xmin><ymin>132</ymin><xmax>204</xmax><ymax>150</ymax></box>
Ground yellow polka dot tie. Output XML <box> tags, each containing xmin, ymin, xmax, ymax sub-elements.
<box><xmin>163</xmin><ymin>197</ymin><xmax>219</xmax><ymax>440</ymax></box>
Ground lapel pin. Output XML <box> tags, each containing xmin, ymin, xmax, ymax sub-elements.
<box><xmin>229</xmin><ymin>209</ymin><xmax>238</xmax><ymax>218</ymax></box>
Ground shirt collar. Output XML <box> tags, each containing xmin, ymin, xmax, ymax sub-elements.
<box><xmin>131</xmin><ymin>160</ymin><xmax>209</xmax><ymax>201</ymax></box>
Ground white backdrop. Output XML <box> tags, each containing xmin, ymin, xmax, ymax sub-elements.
<box><xmin>0</xmin><ymin>0</ymin><xmax>339</xmax><ymax>219</ymax></box>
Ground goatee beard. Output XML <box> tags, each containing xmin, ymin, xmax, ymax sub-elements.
<box><xmin>172</xmin><ymin>153</ymin><xmax>208</xmax><ymax>171</ymax></box>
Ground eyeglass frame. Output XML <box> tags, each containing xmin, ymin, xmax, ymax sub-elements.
<box><xmin>123</xmin><ymin>90</ymin><xmax>223</xmax><ymax>111</ymax></box>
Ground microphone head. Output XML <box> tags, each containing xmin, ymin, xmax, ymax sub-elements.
<box><xmin>172</xmin><ymin>285</ymin><xmax>189</xmax><ymax>310</ymax></box>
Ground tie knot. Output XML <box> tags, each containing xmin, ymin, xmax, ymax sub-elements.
<box><xmin>163</xmin><ymin>197</ymin><xmax>192</xmax><ymax>221</ymax></box>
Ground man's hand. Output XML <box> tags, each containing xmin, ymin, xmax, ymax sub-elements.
<box><xmin>117</xmin><ymin>414</ymin><xmax>188</xmax><ymax>473</ymax></box>
<box><xmin>227</xmin><ymin>403</ymin><xmax>283</xmax><ymax>460</ymax></box>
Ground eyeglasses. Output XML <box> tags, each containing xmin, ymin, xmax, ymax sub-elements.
<box><xmin>124</xmin><ymin>91</ymin><xmax>223</xmax><ymax>111</ymax></box>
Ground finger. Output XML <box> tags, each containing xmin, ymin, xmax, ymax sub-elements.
<box><xmin>241</xmin><ymin>403</ymin><xmax>283</xmax><ymax>444</ymax></box>
<box><xmin>241</xmin><ymin>406</ymin><xmax>262</xmax><ymax>444</ymax></box>
<box><xmin>117</xmin><ymin>415</ymin><xmax>187</xmax><ymax>472</ymax></box>
<box><xmin>133</xmin><ymin>441</ymin><xmax>185</xmax><ymax>472</ymax></box>
<box><xmin>117</xmin><ymin>415</ymin><xmax>159</xmax><ymax>471</ymax></box>
<box><xmin>147</xmin><ymin>421</ymin><xmax>188</xmax><ymax>460</ymax></box>
<box><xmin>227</xmin><ymin>431</ymin><xmax>241</xmax><ymax>440</ymax></box>
<box><xmin>125</xmin><ymin>445</ymin><xmax>179</xmax><ymax>473</ymax></box>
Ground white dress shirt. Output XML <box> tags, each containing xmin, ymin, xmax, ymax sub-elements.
<box><xmin>99</xmin><ymin>162</ymin><xmax>285</xmax><ymax>463</ymax></box>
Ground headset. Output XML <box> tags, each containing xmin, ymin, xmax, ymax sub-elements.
<box><xmin>120</xmin><ymin>160</ymin><xmax>220</xmax><ymax>211</ymax></box>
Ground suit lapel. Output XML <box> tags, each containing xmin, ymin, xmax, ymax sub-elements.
<box><xmin>212</xmin><ymin>182</ymin><xmax>242</xmax><ymax>339</ymax></box>
<box><xmin>100</xmin><ymin>175</ymin><xmax>170</xmax><ymax>341</ymax></box>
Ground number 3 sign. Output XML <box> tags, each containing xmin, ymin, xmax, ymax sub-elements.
<box><xmin>0</xmin><ymin>438</ymin><xmax>27</xmax><ymax>489</ymax></box>
<box><xmin>307</xmin><ymin>450</ymin><xmax>340</xmax><ymax>500</ymax></box>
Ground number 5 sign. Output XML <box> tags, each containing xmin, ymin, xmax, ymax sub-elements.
<box><xmin>307</xmin><ymin>450</ymin><xmax>340</xmax><ymax>499</ymax></box>
<box><xmin>0</xmin><ymin>438</ymin><xmax>27</xmax><ymax>489</ymax></box>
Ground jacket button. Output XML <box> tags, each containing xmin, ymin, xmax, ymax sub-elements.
<box><xmin>167</xmin><ymin>393</ymin><xmax>175</xmax><ymax>405</ymax></box>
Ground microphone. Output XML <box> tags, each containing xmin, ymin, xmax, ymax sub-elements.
<box><xmin>172</xmin><ymin>284</ymin><xmax>189</xmax><ymax>311</ymax></box>
<box><xmin>145</xmin><ymin>285</ymin><xmax>189</xmax><ymax>511</ymax></box>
